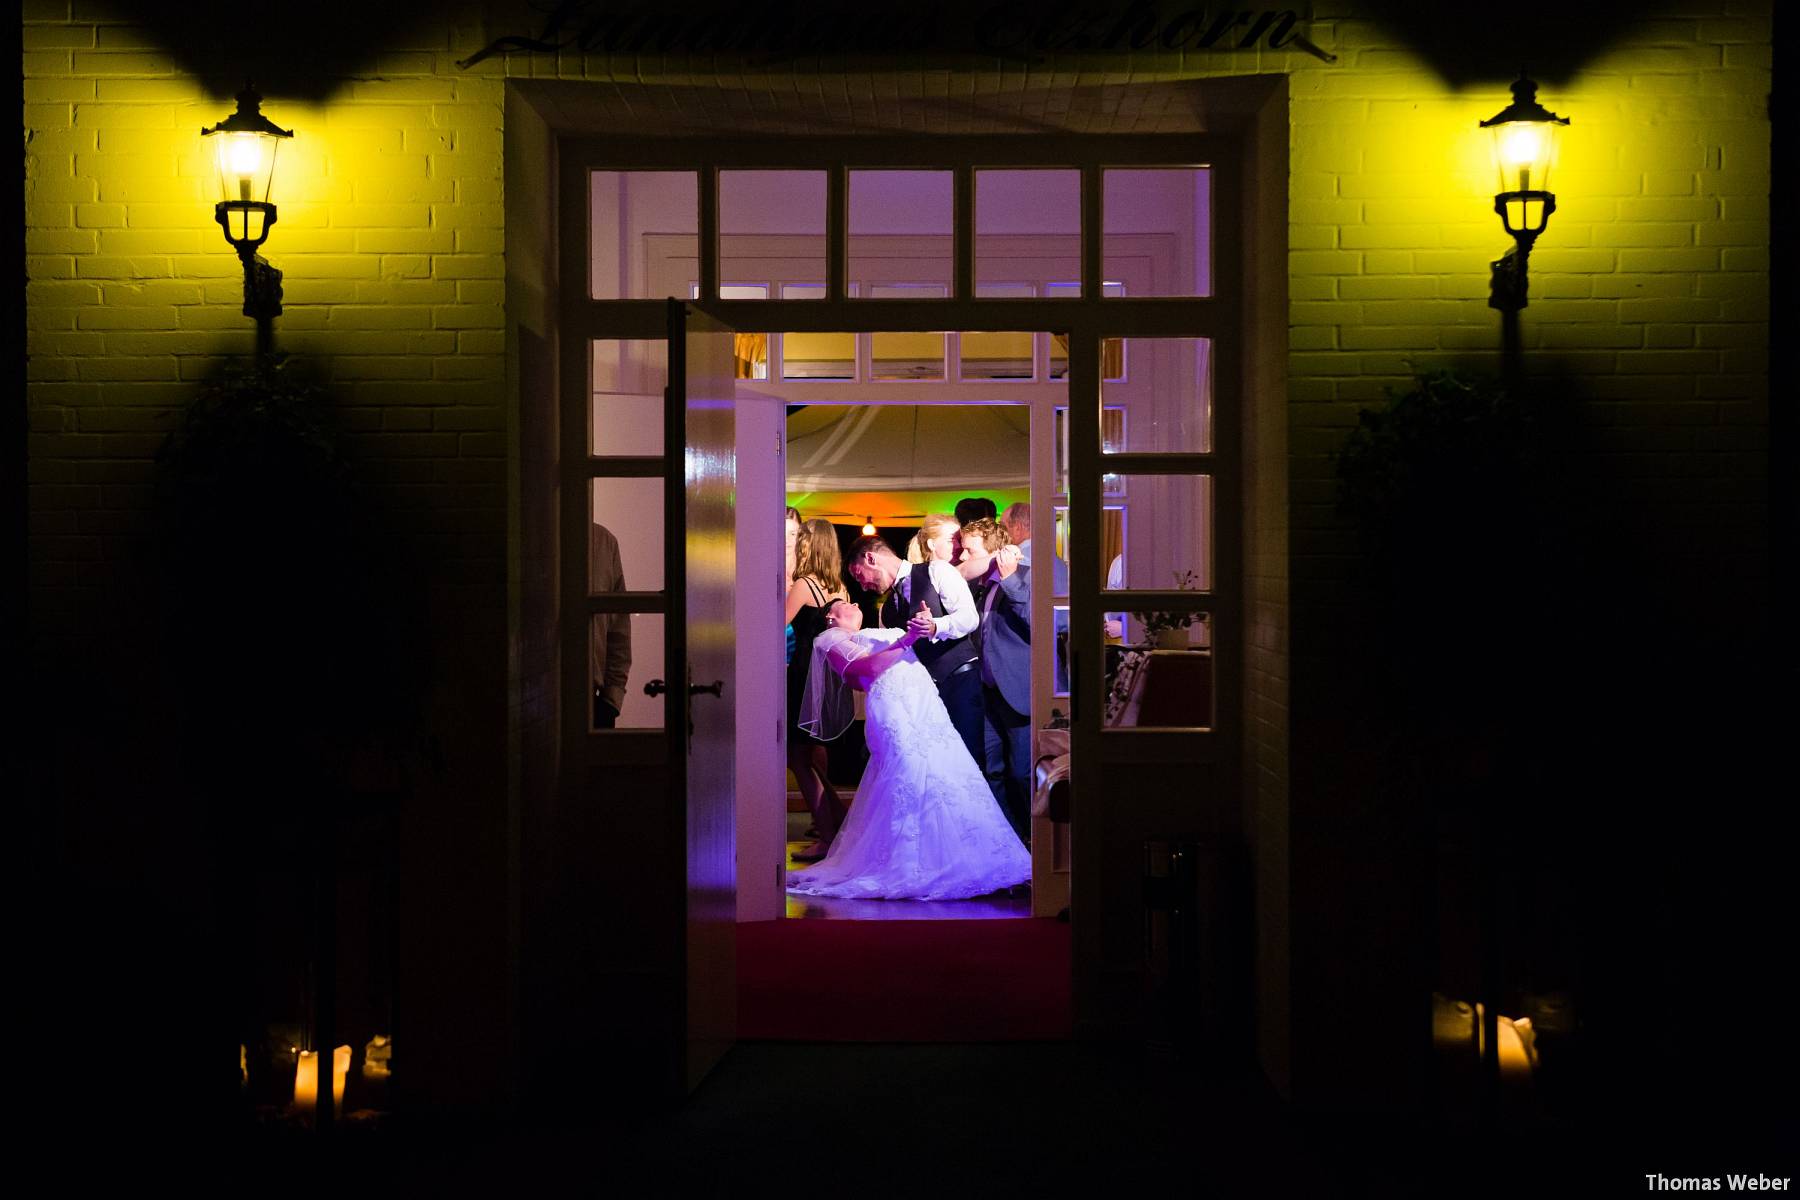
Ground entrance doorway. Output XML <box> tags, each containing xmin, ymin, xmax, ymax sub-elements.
<box><xmin>553</xmin><ymin>131</ymin><xmax>1239</xmax><ymax>1082</ymax></box>
<box><xmin>780</xmin><ymin>398</ymin><xmax>1046</xmax><ymax>922</ymax></box>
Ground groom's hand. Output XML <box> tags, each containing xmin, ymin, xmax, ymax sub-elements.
<box><xmin>907</xmin><ymin>601</ymin><xmax>937</xmax><ymax>639</ymax></box>
<box><xmin>995</xmin><ymin>544</ymin><xmax>1022</xmax><ymax>579</ymax></box>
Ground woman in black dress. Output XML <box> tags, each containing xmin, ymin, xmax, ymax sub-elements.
<box><xmin>786</xmin><ymin>518</ymin><xmax>850</xmax><ymax>861</ymax></box>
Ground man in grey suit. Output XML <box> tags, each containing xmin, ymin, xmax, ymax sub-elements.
<box><xmin>958</xmin><ymin>517</ymin><xmax>1033</xmax><ymax>845</ymax></box>
<box><xmin>1001</xmin><ymin>500</ymin><xmax>1067</xmax><ymax>596</ymax></box>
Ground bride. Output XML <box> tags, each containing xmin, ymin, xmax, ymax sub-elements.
<box><xmin>788</xmin><ymin>599</ymin><xmax>1031</xmax><ymax>901</ymax></box>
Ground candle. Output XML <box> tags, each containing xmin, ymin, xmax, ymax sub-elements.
<box><xmin>1496</xmin><ymin>1016</ymin><xmax>1537</xmax><ymax>1081</ymax></box>
<box><xmin>293</xmin><ymin>1045</ymin><xmax>351</xmax><ymax>1115</ymax></box>
<box><xmin>362</xmin><ymin>1035</ymin><xmax>392</xmax><ymax>1081</ymax></box>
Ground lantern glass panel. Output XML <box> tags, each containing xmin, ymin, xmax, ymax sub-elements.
<box><xmin>214</xmin><ymin>131</ymin><xmax>279</xmax><ymax>204</ymax></box>
<box><xmin>224</xmin><ymin>206</ymin><xmax>269</xmax><ymax>244</ymax></box>
<box><xmin>1490</xmin><ymin>121</ymin><xmax>1557</xmax><ymax>196</ymax></box>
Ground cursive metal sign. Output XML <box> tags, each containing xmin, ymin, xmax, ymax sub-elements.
<box><xmin>459</xmin><ymin>0</ymin><xmax>1337</xmax><ymax>68</ymax></box>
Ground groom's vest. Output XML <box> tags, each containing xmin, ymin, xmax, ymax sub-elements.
<box><xmin>883</xmin><ymin>563</ymin><xmax>977</xmax><ymax>686</ymax></box>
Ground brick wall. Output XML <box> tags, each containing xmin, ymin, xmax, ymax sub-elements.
<box><xmin>25</xmin><ymin>0</ymin><xmax>1772</xmax><ymax>1114</ymax></box>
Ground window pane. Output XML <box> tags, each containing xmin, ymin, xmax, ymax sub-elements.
<box><xmin>1103</xmin><ymin>639</ymin><xmax>1213</xmax><ymax>729</ymax></box>
<box><xmin>977</xmin><ymin>170</ymin><xmax>1079</xmax><ymax>295</ymax></box>
<box><xmin>871</xmin><ymin>332</ymin><xmax>946</xmax><ymax>381</ymax></box>
<box><xmin>1053</xmin><ymin>503</ymin><xmax>1129</xmax><ymax>591</ymax></box>
<box><xmin>1052</xmin><ymin>606</ymin><xmax>1070</xmax><ymax>697</ymax></box>
<box><xmin>781</xmin><ymin>332</ymin><xmax>855</xmax><ymax>380</ymax></box>
<box><xmin>593</xmin><ymin>611</ymin><xmax>665</xmax><ymax>730</ymax></box>
<box><xmin>850</xmin><ymin>170</ymin><xmax>952</xmax><ymax>295</ymax></box>
<box><xmin>591</xmin><ymin>478</ymin><xmax>664</xmax><ymax>594</ymax></box>
<box><xmin>1099</xmin><ymin>338</ymin><xmax>1212</xmax><ymax>454</ymax></box>
<box><xmin>591</xmin><ymin>171</ymin><xmax>696</xmax><ymax>300</ymax></box>
<box><xmin>1102</xmin><ymin>472</ymin><xmax>1213</xmax><ymax>594</ymax></box>
<box><xmin>1054</xmin><ymin>406</ymin><xmax>1125</xmax><ymax>495</ymax></box>
<box><xmin>866</xmin><ymin>283</ymin><xmax>946</xmax><ymax>300</ymax></box>
<box><xmin>960</xmin><ymin>331</ymin><xmax>1034</xmax><ymax>380</ymax></box>
<box><xmin>1049</xmin><ymin>333</ymin><xmax>1125</xmax><ymax>383</ymax></box>
<box><xmin>1103</xmin><ymin>168</ymin><xmax>1212</xmax><ymax>297</ymax></box>
<box><xmin>591</xmin><ymin>340</ymin><xmax>666</xmax><ymax>456</ymax></box>
<box><xmin>720</xmin><ymin>170</ymin><xmax>825</xmax><ymax>300</ymax></box>
<box><xmin>975</xmin><ymin>282</ymin><xmax>1033</xmax><ymax>298</ymax></box>
<box><xmin>782</xmin><ymin>284</ymin><xmax>825</xmax><ymax>300</ymax></box>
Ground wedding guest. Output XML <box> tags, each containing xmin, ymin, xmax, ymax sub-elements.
<box><xmin>1105</xmin><ymin>552</ymin><xmax>1126</xmax><ymax>641</ymax></box>
<box><xmin>785</xmin><ymin>506</ymin><xmax>802</xmax><ymax>583</ymax></box>
<box><xmin>1000</xmin><ymin>501</ymin><xmax>1068</xmax><ymax>595</ymax></box>
<box><xmin>954</xmin><ymin>496</ymin><xmax>997</xmax><ymax>526</ymax></box>
<box><xmin>590</xmin><ymin>522</ymin><xmax>632</xmax><ymax>729</ymax></box>
<box><xmin>913</xmin><ymin>513</ymin><xmax>960</xmax><ymax>567</ymax></box>
<box><xmin>784</xmin><ymin>506</ymin><xmax>802</xmax><ymax>665</ymax></box>
<box><xmin>958</xmin><ymin>518</ymin><xmax>1033</xmax><ymax>841</ymax></box>
<box><xmin>786</xmin><ymin>518</ymin><xmax>850</xmax><ymax>861</ymax></box>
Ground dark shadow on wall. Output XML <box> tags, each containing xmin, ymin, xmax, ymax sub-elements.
<box><xmin>35</xmin><ymin>355</ymin><xmax>437</xmax><ymax>1131</ymax></box>
<box><xmin>1353</xmin><ymin>0</ymin><xmax>1653</xmax><ymax>88</ymax></box>
<box><xmin>87</xmin><ymin>0</ymin><xmax>451</xmax><ymax>99</ymax></box>
<box><xmin>1327</xmin><ymin>360</ymin><xmax>1782</xmax><ymax>1132</ymax></box>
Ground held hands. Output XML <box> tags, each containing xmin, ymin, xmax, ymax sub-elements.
<box><xmin>906</xmin><ymin>600</ymin><xmax>937</xmax><ymax>641</ymax></box>
<box><xmin>995</xmin><ymin>544</ymin><xmax>1022</xmax><ymax>580</ymax></box>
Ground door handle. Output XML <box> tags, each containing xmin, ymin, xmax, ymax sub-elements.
<box><xmin>688</xmin><ymin>680</ymin><xmax>724</xmax><ymax>698</ymax></box>
<box><xmin>644</xmin><ymin>679</ymin><xmax>667</xmax><ymax>697</ymax></box>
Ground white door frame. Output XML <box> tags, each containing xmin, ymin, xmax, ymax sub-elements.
<box><xmin>559</xmin><ymin>133</ymin><xmax>1243</xmax><ymax>1032</ymax></box>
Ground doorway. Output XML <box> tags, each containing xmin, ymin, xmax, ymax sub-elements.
<box><xmin>555</xmin><ymin>131</ymin><xmax>1240</xmax><ymax>1077</ymax></box>
<box><xmin>780</xmin><ymin>397</ymin><xmax>1046</xmax><ymax>922</ymax></box>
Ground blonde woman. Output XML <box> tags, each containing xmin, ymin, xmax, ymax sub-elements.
<box><xmin>912</xmin><ymin>513</ymin><xmax>960</xmax><ymax>567</ymax></box>
<box><xmin>785</xmin><ymin>518</ymin><xmax>850</xmax><ymax>860</ymax></box>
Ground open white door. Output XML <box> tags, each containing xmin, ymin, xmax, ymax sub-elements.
<box><xmin>668</xmin><ymin>301</ymin><xmax>738</xmax><ymax>1090</ymax></box>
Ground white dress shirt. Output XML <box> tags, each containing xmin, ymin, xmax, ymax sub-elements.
<box><xmin>891</xmin><ymin>558</ymin><xmax>978</xmax><ymax>642</ymax></box>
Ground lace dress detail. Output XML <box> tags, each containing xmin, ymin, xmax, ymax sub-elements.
<box><xmin>787</xmin><ymin>629</ymin><xmax>1031</xmax><ymax>901</ymax></box>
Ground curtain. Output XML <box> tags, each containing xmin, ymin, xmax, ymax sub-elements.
<box><xmin>733</xmin><ymin>333</ymin><xmax>768</xmax><ymax>379</ymax></box>
<box><xmin>1101</xmin><ymin>509</ymin><xmax>1124</xmax><ymax>587</ymax></box>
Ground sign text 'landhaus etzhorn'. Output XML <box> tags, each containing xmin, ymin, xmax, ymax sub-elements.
<box><xmin>460</xmin><ymin>1</ymin><xmax>1337</xmax><ymax>68</ymax></box>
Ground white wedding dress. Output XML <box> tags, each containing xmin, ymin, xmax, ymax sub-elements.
<box><xmin>787</xmin><ymin>628</ymin><xmax>1031</xmax><ymax>901</ymax></box>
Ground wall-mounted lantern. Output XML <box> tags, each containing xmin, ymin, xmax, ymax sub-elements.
<box><xmin>202</xmin><ymin>85</ymin><xmax>293</xmax><ymax>326</ymax></box>
<box><xmin>1480</xmin><ymin>72</ymin><xmax>1569</xmax><ymax>312</ymax></box>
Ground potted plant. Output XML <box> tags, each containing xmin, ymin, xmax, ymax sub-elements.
<box><xmin>1132</xmin><ymin>569</ymin><xmax>1203</xmax><ymax>649</ymax></box>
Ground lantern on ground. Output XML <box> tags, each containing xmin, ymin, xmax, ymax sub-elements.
<box><xmin>1479</xmin><ymin>72</ymin><xmax>1569</xmax><ymax>312</ymax></box>
<box><xmin>202</xmin><ymin>85</ymin><xmax>293</xmax><ymax>325</ymax></box>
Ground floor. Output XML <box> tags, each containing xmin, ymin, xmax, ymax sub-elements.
<box><xmin>782</xmin><ymin>811</ymin><xmax>1033</xmax><ymax>920</ymax></box>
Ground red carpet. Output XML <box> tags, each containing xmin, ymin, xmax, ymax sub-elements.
<box><xmin>736</xmin><ymin>918</ymin><xmax>1073</xmax><ymax>1041</ymax></box>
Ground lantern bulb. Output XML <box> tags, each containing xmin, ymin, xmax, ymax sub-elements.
<box><xmin>1500</xmin><ymin>126</ymin><xmax>1542</xmax><ymax>168</ymax></box>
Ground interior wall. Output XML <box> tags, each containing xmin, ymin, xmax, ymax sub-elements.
<box><xmin>734</xmin><ymin>388</ymin><xmax>788</xmax><ymax>922</ymax></box>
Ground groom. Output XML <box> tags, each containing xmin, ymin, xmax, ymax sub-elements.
<box><xmin>847</xmin><ymin>533</ymin><xmax>985</xmax><ymax>770</ymax></box>
<box><xmin>957</xmin><ymin>518</ymin><xmax>1033</xmax><ymax>844</ymax></box>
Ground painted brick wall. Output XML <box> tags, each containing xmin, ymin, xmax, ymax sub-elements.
<box><xmin>23</xmin><ymin>0</ymin><xmax>517</xmax><ymax>1115</ymax></box>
